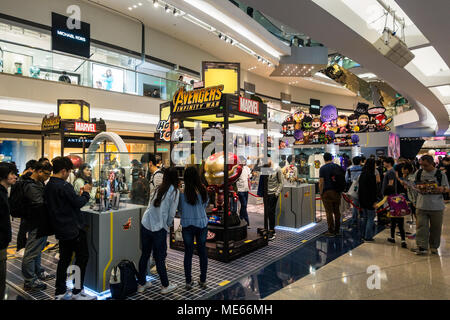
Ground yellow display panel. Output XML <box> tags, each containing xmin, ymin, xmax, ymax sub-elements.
<box><xmin>59</xmin><ymin>103</ymin><xmax>81</xmax><ymax>120</ymax></box>
<box><xmin>83</xmin><ymin>105</ymin><xmax>90</xmax><ymax>121</ymax></box>
<box><xmin>204</xmin><ymin>69</ymin><xmax>238</xmax><ymax>94</ymax></box>
<box><xmin>161</xmin><ymin>105</ymin><xmax>170</xmax><ymax>121</ymax></box>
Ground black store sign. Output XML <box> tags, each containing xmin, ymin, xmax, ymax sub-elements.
<box><xmin>52</xmin><ymin>12</ymin><xmax>91</xmax><ymax>58</ymax></box>
<box><xmin>64</xmin><ymin>137</ymin><xmax>93</xmax><ymax>148</ymax></box>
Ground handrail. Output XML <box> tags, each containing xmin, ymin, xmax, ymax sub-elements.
<box><xmin>0</xmin><ymin>38</ymin><xmax>183</xmax><ymax>85</ymax></box>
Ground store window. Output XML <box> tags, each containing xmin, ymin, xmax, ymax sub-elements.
<box><xmin>0</xmin><ymin>136</ymin><xmax>42</xmax><ymax>173</ymax></box>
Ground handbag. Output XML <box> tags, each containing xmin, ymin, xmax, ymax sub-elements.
<box><xmin>174</xmin><ymin>225</ymin><xmax>183</xmax><ymax>242</ymax></box>
<box><xmin>347</xmin><ymin>176</ymin><xmax>360</xmax><ymax>200</ymax></box>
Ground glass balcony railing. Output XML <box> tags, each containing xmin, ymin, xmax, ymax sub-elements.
<box><xmin>0</xmin><ymin>39</ymin><xmax>191</xmax><ymax>101</ymax></box>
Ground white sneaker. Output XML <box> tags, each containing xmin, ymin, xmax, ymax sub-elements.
<box><xmin>137</xmin><ymin>281</ymin><xmax>151</xmax><ymax>293</ymax></box>
<box><xmin>15</xmin><ymin>248</ymin><xmax>25</xmax><ymax>258</ymax></box>
<box><xmin>72</xmin><ymin>290</ymin><xmax>97</xmax><ymax>300</ymax></box>
<box><xmin>55</xmin><ymin>291</ymin><xmax>72</xmax><ymax>300</ymax></box>
<box><xmin>161</xmin><ymin>283</ymin><xmax>177</xmax><ymax>294</ymax></box>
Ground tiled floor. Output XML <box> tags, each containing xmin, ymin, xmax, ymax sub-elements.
<box><xmin>5</xmin><ymin>204</ymin><xmax>342</xmax><ymax>300</ymax></box>
<box><xmin>266</xmin><ymin>205</ymin><xmax>450</xmax><ymax>300</ymax></box>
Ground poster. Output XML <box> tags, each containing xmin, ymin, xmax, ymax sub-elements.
<box><xmin>92</xmin><ymin>64</ymin><xmax>124</xmax><ymax>93</ymax></box>
<box><xmin>388</xmin><ymin>133</ymin><xmax>400</xmax><ymax>160</ymax></box>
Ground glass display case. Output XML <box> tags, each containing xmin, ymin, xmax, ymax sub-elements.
<box><xmin>71</xmin><ymin>152</ymin><xmax>150</xmax><ymax>211</ymax></box>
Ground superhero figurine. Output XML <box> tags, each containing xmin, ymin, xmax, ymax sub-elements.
<box><xmin>375</xmin><ymin>113</ymin><xmax>392</xmax><ymax>131</ymax></box>
<box><xmin>358</xmin><ymin>114</ymin><xmax>369</xmax><ymax>132</ymax></box>
<box><xmin>337</xmin><ymin>115</ymin><xmax>349</xmax><ymax>133</ymax></box>
<box><xmin>302</xmin><ymin>115</ymin><xmax>313</xmax><ymax>132</ymax></box>
<box><xmin>311</xmin><ymin>117</ymin><xmax>322</xmax><ymax>132</ymax></box>
<box><xmin>367</xmin><ymin>120</ymin><xmax>377</xmax><ymax>132</ymax></box>
<box><xmin>348</xmin><ymin>114</ymin><xmax>359</xmax><ymax>132</ymax></box>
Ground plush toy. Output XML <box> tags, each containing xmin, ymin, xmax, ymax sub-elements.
<box><xmin>302</xmin><ymin>115</ymin><xmax>313</xmax><ymax>132</ymax></box>
<box><xmin>348</xmin><ymin>114</ymin><xmax>359</xmax><ymax>132</ymax></box>
<box><xmin>337</xmin><ymin>115</ymin><xmax>348</xmax><ymax>133</ymax></box>
<box><xmin>355</xmin><ymin>102</ymin><xmax>369</xmax><ymax>116</ymax></box>
<box><xmin>351</xmin><ymin>134</ymin><xmax>360</xmax><ymax>145</ymax></box>
<box><xmin>367</xmin><ymin>120</ymin><xmax>376</xmax><ymax>132</ymax></box>
<box><xmin>311</xmin><ymin>117</ymin><xmax>322</xmax><ymax>132</ymax></box>
<box><xmin>358</xmin><ymin>114</ymin><xmax>369</xmax><ymax>132</ymax></box>
<box><xmin>375</xmin><ymin>113</ymin><xmax>392</xmax><ymax>131</ymax></box>
<box><xmin>293</xmin><ymin>110</ymin><xmax>305</xmax><ymax>123</ymax></box>
<box><xmin>282</xmin><ymin>115</ymin><xmax>295</xmax><ymax>136</ymax></box>
<box><xmin>325</xmin><ymin>130</ymin><xmax>335</xmax><ymax>144</ymax></box>
<box><xmin>320</xmin><ymin>104</ymin><xmax>338</xmax><ymax>123</ymax></box>
<box><xmin>303</xmin><ymin>131</ymin><xmax>311</xmax><ymax>144</ymax></box>
<box><xmin>318</xmin><ymin>132</ymin><xmax>326</xmax><ymax>144</ymax></box>
<box><xmin>294</xmin><ymin>129</ymin><xmax>304</xmax><ymax>144</ymax></box>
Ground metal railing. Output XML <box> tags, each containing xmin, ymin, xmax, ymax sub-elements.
<box><xmin>0</xmin><ymin>39</ymin><xmax>191</xmax><ymax>101</ymax></box>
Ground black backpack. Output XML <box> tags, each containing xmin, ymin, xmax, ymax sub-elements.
<box><xmin>331</xmin><ymin>164</ymin><xmax>346</xmax><ymax>193</ymax></box>
<box><xmin>415</xmin><ymin>169</ymin><xmax>443</xmax><ymax>185</ymax></box>
<box><xmin>109</xmin><ymin>260</ymin><xmax>138</xmax><ymax>300</ymax></box>
<box><xmin>9</xmin><ymin>179</ymin><xmax>29</xmax><ymax>218</ymax></box>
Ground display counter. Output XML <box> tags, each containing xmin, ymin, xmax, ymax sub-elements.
<box><xmin>83</xmin><ymin>203</ymin><xmax>147</xmax><ymax>293</ymax></box>
<box><xmin>276</xmin><ymin>183</ymin><xmax>316</xmax><ymax>229</ymax></box>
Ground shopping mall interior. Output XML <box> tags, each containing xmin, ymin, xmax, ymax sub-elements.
<box><xmin>0</xmin><ymin>0</ymin><xmax>449</xmax><ymax>305</ymax></box>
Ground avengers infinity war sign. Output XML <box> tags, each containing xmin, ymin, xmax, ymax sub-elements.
<box><xmin>172</xmin><ymin>85</ymin><xmax>224</xmax><ymax>112</ymax></box>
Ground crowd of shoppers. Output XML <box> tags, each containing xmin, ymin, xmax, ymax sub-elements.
<box><xmin>327</xmin><ymin>153</ymin><xmax>450</xmax><ymax>256</ymax></box>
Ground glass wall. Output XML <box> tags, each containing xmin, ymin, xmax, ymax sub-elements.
<box><xmin>0</xmin><ymin>22</ymin><xmax>193</xmax><ymax>100</ymax></box>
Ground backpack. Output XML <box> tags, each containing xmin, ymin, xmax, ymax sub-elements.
<box><xmin>415</xmin><ymin>169</ymin><xmax>443</xmax><ymax>186</ymax></box>
<box><xmin>109</xmin><ymin>260</ymin><xmax>138</xmax><ymax>300</ymax></box>
<box><xmin>386</xmin><ymin>194</ymin><xmax>411</xmax><ymax>217</ymax></box>
<box><xmin>330</xmin><ymin>164</ymin><xmax>346</xmax><ymax>193</ymax></box>
<box><xmin>9</xmin><ymin>179</ymin><xmax>30</xmax><ymax>218</ymax></box>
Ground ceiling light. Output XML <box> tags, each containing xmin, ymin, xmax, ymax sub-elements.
<box><xmin>226</xmin><ymin>37</ymin><xmax>232</xmax><ymax>44</ymax></box>
<box><xmin>410</xmin><ymin>46</ymin><xmax>450</xmax><ymax>76</ymax></box>
<box><xmin>138</xmin><ymin>2</ymin><xmax>143</xmax><ymax>6</ymax></box>
<box><xmin>182</xmin><ymin>14</ymin><xmax>215</xmax><ymax>32</ymax></box>
<box><xmin>165</xmin><ymin>5</ymin><xmax>171</xmax><ymax>13</ymax></box>
<box><xmin>434</xmin><ymin>85</ymin><xmax>450</xmax><ymax>97</ymax></box>
<box><xmin>133</xmin><ymin>5</ymin><xmax>137</xmax><ymax>8</ymax></box>
<box><xmin>257</xmin><ymin>56</ymin><xmax>262</xmax><ymax>62</ymax></box>
<box><xmin>153</xmin><ymin>0</ymin><xmax>159</xmax><ymax>8</ymax></box>
<box><xmin>183</xmin><ymin>0</ymin><xmax>282</xmax><ymax>59</ymax></box>
<box><xmin>128</xmin><ymin>7</ymin><xmax>132</xmax><ymax>10</ymax></box>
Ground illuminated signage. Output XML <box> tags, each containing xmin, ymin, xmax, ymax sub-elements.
<box><xmin>41</xmin><ymin>115</ymin><xmax>61</xmax><ymax>131</ymax></box>
<box><xmin>52</xmin><ymin>12</ymin><xmax>90</xmax><ymax>58</ymax></box>
<box><xmin>172</xmin><ymin>85</ymin><xmax>224</xmax><ymax>113</ymax></box>
<box><xmin>239</xmin><ymin>97</ymin><xmax>259</xmax><ymax>116</ymax></box>
<box><xmin>75</xmin><ymin>122</ymin><xmax>97</xmax><ymax>133</ymax></box>
<box><xmin>156</xmin><ymin>116</ymin><xmax>180</xmax><ymax>142</ymax></box>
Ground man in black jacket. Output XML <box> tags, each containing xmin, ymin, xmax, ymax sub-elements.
<box><xmin>0</xmin><ymin>162</ymin><xmax>18</xmax><ymax>300</ymax></box>
<box><xmin>44</xmin><ymin>157</ymin><xmax>95</xmax><ymax>300</ymax></box>
<box><xmin>21</xmin><ymin>161</ymin><xmax>54</xmax><ymax>291</ymax></box>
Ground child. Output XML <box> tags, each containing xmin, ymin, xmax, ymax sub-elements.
<box><xmin>374</xmin><ymin>186</ymin><xmax>410</xmax><ymax>248</ymax></box>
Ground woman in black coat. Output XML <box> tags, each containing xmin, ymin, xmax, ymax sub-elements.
<box><xmin>358</xmin><ymin>158</ymin><xmax>378</xmax><ymax>241</ymax></box>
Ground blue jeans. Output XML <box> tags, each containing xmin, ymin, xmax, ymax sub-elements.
<box><xmin>237</xmin><ymin>192</ymin><xmax>249</xmax><ymax>226</ymax></box>
<box><xmin>360</xmin><ymin>209</ymin><xmax>376</xmax><ymax>240</ymax></box>
<box><xmin>21</xmin><ymin>228</ymin><xmax>46</xmax><ymax>286</ymax></box>
<box><xmin>138</xmin><ymin>226</ymin><xmax>169</xmax><ymax>287</ymax></box>
<box><xmin>350</xmin><ymin>199</ymin><xmax>360</xmax><ymax>226</ymax></box>
<box><xmin>182</xmin><ymin>226</ymin><xmax>208</xmax><ymax>284</ymax></box>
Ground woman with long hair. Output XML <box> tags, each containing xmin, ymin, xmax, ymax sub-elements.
<box><xmin>178</xmin><ymin>166</ymin><xmax>209</xmax><ymax>290</ymax></box>
<box><xmin>73</xmin><ymin>164</ymin><xmax>95</xmax><ymax>205</ymax></box>
<box><xmin>137</xmin><ymin>167</ymin><xmax>179</xmax><ymax>294</ymax></box>
<box><xmin>358</xmin><ymin>158</ymin><xmax>378</xmax><ymax>241</ymax></box>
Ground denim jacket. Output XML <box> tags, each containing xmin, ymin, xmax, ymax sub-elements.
<box><xmin>178</xmin><ymin>193</ymin><xmax>209</xmax><ymax>229</ymax></box>
<box><xmin>141</xmin><ymin>185</ymin><xmax>179</xmax><ymax>232</ymax></box>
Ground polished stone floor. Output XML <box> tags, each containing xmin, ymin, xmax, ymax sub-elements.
<box><xmin>266</xmin><ymin>205</ymin><xmax>450</xmax><ymax>300</ymax></box>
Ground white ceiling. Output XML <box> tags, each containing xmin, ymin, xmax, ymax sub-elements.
<box><xmin>242</xmin><ymin>0</ymin><xmax>449</xmax><ymax>134</ymax></box>
<box><xmin>84</xmin><ymin>0</ymin><xmax>356</xmax><ymax>97</ymax></box>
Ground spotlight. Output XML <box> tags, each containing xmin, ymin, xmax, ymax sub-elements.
<box><xmin>257</xmin><ymin>56</ymin><xmax>262</xmax><ymax>62</ymax></box>
<box><xmin>226</xmin><ymin>37</ymin><xmax>232</xmax><ymax>44</ymax></box>
<box><xmin>173</xmin><ymin>9</ymin><xmax>179</xmax><ymax>16</ymax></box>
<box><xmin>165</xmin><ymin>5</ymin><xmax>171</xmax><ymax>13</ymax></box>
<box><xmin>153</xmin><ymin>0</ymin><xmax>159</xmax><ymax>8</ymax></box>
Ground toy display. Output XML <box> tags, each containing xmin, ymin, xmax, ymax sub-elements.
<box><xmin>282</xmin><ymin>102</ymin><xmax>392</xmax><ymax>145</ymax></box>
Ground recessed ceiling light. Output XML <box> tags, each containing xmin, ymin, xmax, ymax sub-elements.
<box><xmin>138</xmin><ymin>2</ymin><xmax>142</xmax><ymax>6</ymax></box>
<box><xmin>153</xmin><ymin>0</ymin><xmax>159</xmax><ymax>8</ymax></box>
<box><xmin>133</xmin><ymin>5</ymin><xmax>137</xmax><ymax>8</ymax></box>
<box><xmin>128</xmin><ymin>7</ymin><xmax>132</xmax><ymax>10</ymax></box>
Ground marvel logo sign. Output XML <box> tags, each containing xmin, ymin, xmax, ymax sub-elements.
<box><xmin>75</xmin><ymin>122</ymin><xmax>96</xmax><ymax>133</ymax></box>
<box><xmin>239</xmin><ymin>97</ymin><xmax>259</xmax><ymax>115</ymax></box>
